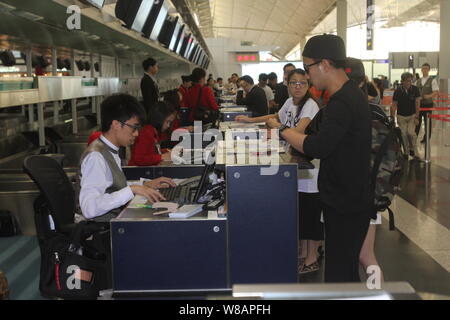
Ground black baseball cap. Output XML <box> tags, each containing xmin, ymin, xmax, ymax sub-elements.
<box><xmin>302</xmin><ymin>34</ymin><xmax>347</xmax><ymax>61</ymax></box>
<box><xmin>345</xmin><ymin>58</ymin><xmax>365</xmax><ymax>83</ymax></box>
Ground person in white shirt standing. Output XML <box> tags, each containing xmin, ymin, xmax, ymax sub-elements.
<box><xmin>258</xmin><ymin>73</ymin><xmax>276</xmax><ymax>113</ymax></box>
<box><xmin>79</xmin><ymin>94</ymin><xmax>175</xmax><ymax>222</ymax></box>
<box><xmin>237</xmin><ymin>69</ymin><xmax>323</xmax><ymax>274</ymax></box>
<box><xmin>415</xmin><ymin>63</ymin><xmax>440</xmax><ymax>143</ymax></box>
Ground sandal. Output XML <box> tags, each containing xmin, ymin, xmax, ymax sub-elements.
<box><xmin>298</xmin><ymin>257</ymin><xmax>306</xmax><ymax>266</ymax></box>
<box><xmin>299</xmin><ymin>261</ymin><xmax>320</xmax><ymax>274</ymax></box>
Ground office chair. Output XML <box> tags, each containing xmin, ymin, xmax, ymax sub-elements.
<box><xmin>23</xmin><ymin>155</ymin><xmax>109</xmax><ymax>299</ymax></box>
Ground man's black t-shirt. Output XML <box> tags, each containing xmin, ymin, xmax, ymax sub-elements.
<box><xmin>274</xmin><ymin>82</ymin><xmax>289</xmax><ymax>108</ymax></box>
<box><xmin>303</xmin><ymin>80</ymin><xmax>372</xmax><ymax>215</ymax></box>
<box><xmin>393</xmin><ymin>85</ymin><xmax>420</xmax><ymax>116</ymax></box>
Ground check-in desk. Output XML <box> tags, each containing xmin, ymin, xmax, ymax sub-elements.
<box><xmin>111</xmin><ymin>155</ymin><xmax>302</xmax><ymax>296</ymax></box>
<box><xmin>220</xmin><ymin>105</ymin><xmax>252</xmax><ymax>122</ymax></box>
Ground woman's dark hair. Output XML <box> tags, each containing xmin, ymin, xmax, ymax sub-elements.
<box><xmin>100</xmin><ymin>94</ymin><xmax>146</xmax><ymax>132</ymax></box>
<box><xmin>191</xmin><ymin>67</ymin><xmax>206</xmax><ymax>83</ymax></box>
<box><xmin>162</xmin><ymin>89</ymin><xmax>181</xmax><ymax>111</ymax></box>
<box><xmin>286</xmin><ymin>68</ymin><xmax>314</xmax><ymax>117</ymax></box>
<box><xmin>147</xmin><ymin>101</ymin><xmax>175</xmax><ymax>133</ymax></box>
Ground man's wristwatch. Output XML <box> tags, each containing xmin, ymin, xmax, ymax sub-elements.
<box><xmin>277</xmin><ymin>124</ymin><xmax>289</xmax><ymax>134</ymax></box>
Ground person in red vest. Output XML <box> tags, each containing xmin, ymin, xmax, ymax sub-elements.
<box><xmin>128</xmin><ymin>101</ymin><xmax>176</xmax><ymax>166</ymax></box>
<box><xmin>179</xmin><ymin>75</ymin><xmax>192</xmax><ymax>108</ymax></box>
<box><xmin>186</xmin><ymin>68</ymin><xmax>218</xmax><ymax>122</ymax></box>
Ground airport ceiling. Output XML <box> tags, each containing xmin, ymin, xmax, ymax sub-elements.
<box><xmin>191</xmin><ymin>0</ymin><xmax>441</xmax><ymax>59</ymax></box>
<box><xmin>0</xmin><ymin>0</ymin><xmax>441</xmax><ymax>63</ymax></box>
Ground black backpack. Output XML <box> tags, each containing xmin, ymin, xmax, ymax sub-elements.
<box><xmin>305</xmin><ymin>103</ymin><xmax>407</xmax><ymax>230</ymax></box>
<box><xmin>34</xmin><ymin>196</ymin><xmax>109</xmax><ymax>299</ymax></box>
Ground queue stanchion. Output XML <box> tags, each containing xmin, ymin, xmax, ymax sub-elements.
<box><xmin>425</xmin><ymin>113</ymin><xmax>431</xmax><ymax>163</ymax></box>
<box><xmin>420</xmin><ymin>107</ymin><xmax>450</xmax><ymax>163</ymax></box>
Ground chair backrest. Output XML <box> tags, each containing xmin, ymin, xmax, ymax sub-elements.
<box><xmin>23</xmin><ymin>155</ymin><xmax>75</xmax><ymax>229</ymax></box>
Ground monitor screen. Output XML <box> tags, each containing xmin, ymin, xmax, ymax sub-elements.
<box><xmin>174</xmin><ymin>24</ymin><xmax>185</xmax><ymax>54</ymax></box>
<box><xmin>86</xmin><ymin>0</ymin><xmax>105</xmax><ymax>8</ymax></box>
<box><xmin>175</xmin><ymin>26</ymin><xmax>185</xmax><ymax>54</ymax></box>
<box><xmin>192</xmin><ymin>46</ymin><xmax>200</xmax><ymax>64</ymax></box>
<box><xmin>115</xmin><ymin>0</ymin><xmax>142</xmax><ymax>28</ymax></box>
<box><xmin>158</xmin><ymin>15</ymin><xmax>178</xmax><ymax>48</ymax></box>
<box><xmin>149</xmin><ymin>2</ymin><xmax>168</xmax><ymax>40</ymax></box>
<box><xmin>141</xmin><ymin>0</ymin><xmax>164</xmax><ymax>38</ymax></box>
<box><xmin>131</xmin><ymin>0</ymin><xmax>154</xmax><ymax>33</ymax></box>
<box><xmin>184</xmin><ymin>36</ymin><xmax>194</xmax><ymax>59</ymax></box>
<box><xmin>169</xmin><ymin>22</ymin><xmax>182</xmax><ymax>51</ymax></box>
<box><xmin>187</xmin><ymin>41</ymin><xmax>197</xmax><ymax>61</ymax></box>
<box><xmin>179</xmin><ymin>33</ymin><xmax>191</xmax><ymax>58</ymax></box>
<box><xmin>195</xmin><ymin>48</ymin><xmax>203</xmax><ymax>65</ymax></box>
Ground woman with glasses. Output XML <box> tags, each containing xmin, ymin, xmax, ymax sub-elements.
<box><xmin>238</xmin><ymin>69</ymin><xmax>324</xmax><ymax>274</ymax></box>
<box><xmin>129</xmin><ymin>101</ymin><xmax>176</xmax><ymax>166</ymax></box>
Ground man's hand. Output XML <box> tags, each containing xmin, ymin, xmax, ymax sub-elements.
<box><xmin>144</xmin><ymin>177</ymin><xmax>176</xmax><ymax>189</ymax></box>
<box><xmin>130</xmin><ymin>185</ymin><xmax>166</xmax><ymax>203</ymax></box>
<box><xmin>266</xmin><ymin>118</ymin><xmax>282</xmax><ymax>129</ymax></box>
<box><xmin>235</xmin><ymin>115</ymin><xmax>251</xmax><ymax>123</ymax></box>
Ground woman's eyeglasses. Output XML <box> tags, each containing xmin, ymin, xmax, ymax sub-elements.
<box><xmin>288</xmin><ymin>81</ymin><xmax>308</xmax><ymax>88</ymax></box>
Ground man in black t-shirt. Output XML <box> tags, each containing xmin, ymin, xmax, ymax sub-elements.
<box><xmin>391</xmin><ymin>72</ymin><xmax>421</xmax><ymax>158</ymax></box>
<box><xmin>273</xmin><ymin>63</ymin><xmax>296</xmax><ymax>112</ymax></box>
<box><xmin>267</xmin><ymin>35</ymin><xmax>372</xmax><ymax>283</ymax></box>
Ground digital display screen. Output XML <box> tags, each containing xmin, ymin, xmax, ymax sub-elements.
<box><xmin>131</xmin><ymin>0</ymin><xmax>154</xmax><ymax>33</ymax></box>
<box><xmin>86</xmin><ymin>0</ymin><xmax>105</xmax><ymax>8</ymax></box>
<box><xmin>149</xmin><ymin>2</ymin><xmax>168</xmax><ymax>41</ymax></box>
<box><xmin>169</xmin><ymin>22</ymin><xmax>181</xmax><ymax>51</ymax></box>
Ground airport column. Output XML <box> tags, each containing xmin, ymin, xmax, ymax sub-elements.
<box><xmin>440</xmin><ymin>0</ymin><xmax>450</xmax><ymax>95</ymax></box>
<box><xmin>37</xmin><ymin>103</ymin><xmax>45</xmax><ymax>147</ymax></box>
<box><xmin>26</xmin><ymin>48</ymin><xmax>33</xmax><ymax>123</ymax></box>
<box><xmin>337</xmin><ymin>0</ymin><xmax>347</xmax><ymax>47</ymax></box>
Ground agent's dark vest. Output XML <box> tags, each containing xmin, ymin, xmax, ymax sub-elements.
<box><xmin>78</xmin><ymin>139</ymin><xmax>128</xmax><ymax>222</ymax></box>
<box><xmin>417</xmin><ymin>77</ymin><xmax>434</xmax><ymax>106</ymax></box>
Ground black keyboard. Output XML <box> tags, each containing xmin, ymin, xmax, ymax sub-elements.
<box><xmin>160</xmin><ymin>185</ymin><xmax>191</xmax><ymax>204</ymax></box>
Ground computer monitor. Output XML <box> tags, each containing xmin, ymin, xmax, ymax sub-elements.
<box><xmin>141</xmin><ymin>0</ymin><xmax>164</xmax><ymax>38</ymax></box>
<box><xmin>183</xmin><ymin>36</ymin><xmax>194</xmax><ymax>59</ymax></box>
<box><xmin>86</xmin><ymin>0</ymin><xmax>105</xmax><ymax>9</ymax></box>
<box><xmin>188</xmin><ymin>42</ymin><xmax>198</xmax><ymax>62</ymax></box>
<box><xmin>193</xmin><ymin>161</ymin><xmax>216</xmax><ymax>203</ymax></box>
<box><xmin>130</xmin><ymin>0</ymin><xmax>155</xmax><ymax>33</ymax></box>
<box><xmin>193</xmin><ymin>47</ymin><xmax>201</xmax><ymax>64</ymax></box>
<box><xmin>179</xmin><ymin>33</ymin><xmax>191</xmax><ymax>58</ymax></box>
<box><xmin>158</xmin><ymin>15</ymin><xmax>178</xmax><ymax>48</ymax></box>
<box><xmin>169</xmin><ymin>22</ymin><xmax>182</xmax><ymax>52</ymax></box>
<box><xmin>115</xmin><ymin>0</ymin><xmax>142</xmax><ymax>28</ymax></box>
<box><xmin>196</xmin><ymin>51</ymin><xmax>203</xmax><ymax>66</ymax></box>
<box><xmin>175</xmin><ymin>28</ymin><xmax>186</xmax><ymax>55</ymax></box>
<box><xmin>149</xmin><ymin>1</ymin><xmax>168</xmax><ymax>41</ymax></box>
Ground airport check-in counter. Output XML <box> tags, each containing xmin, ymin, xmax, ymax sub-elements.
<box><xmin>111</xmin><ymin>150</ymin><xmax>307</xmax><ymax>296</ymax></box>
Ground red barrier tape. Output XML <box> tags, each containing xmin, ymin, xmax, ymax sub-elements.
<box><xmin>429</xmin><ymin>114</ymin><xmax>450</xmax><ymax>122</ymax></box>
<box><xmin>420</xmin><ymin>107</ymin><xmax>450</xmax><ymax>111</ymax></box>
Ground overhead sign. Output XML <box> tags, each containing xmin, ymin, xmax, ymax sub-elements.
<box><xmin>236</xmin><ymin>52</ymin><xmax>260</xmax><ymax>63</ymax></box>
<box><xmin>367</xmin><ymin>0</ymin><xmax>375</xmax><ymax>51</ymax></box>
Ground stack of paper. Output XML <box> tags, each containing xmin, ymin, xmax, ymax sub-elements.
<box><xmin>169</xmin><ymin>204</ymin><xmax>204</xmax><ymax>218</ymax></box>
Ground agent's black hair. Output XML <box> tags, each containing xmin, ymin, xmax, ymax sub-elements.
<box><xmin>101</xmin><ymin>94</ymin><xmax>146</xmax><ymax>132</ymax></box>
<box><xmin>259</xmin><ymin>73</ymin><xmax>268</xmax><ymax>82</ymax></box>
<box><xmin>142</xmin><ymin>57</ymin><xmax>157</xmax><ymax>71</ymax></box>
<box><xmin>268</xmin><ymin>72</ymin><xmax>278</xmax><ymax>81</ymax></box>
<box><xmin>181</xmin><ymin>75</ymin><xmax>192</xmax><ymax>83</ymax></box>
<box><xmin>422</xmin><ymin>63</ymin><xmax>431</xmax><ymax>69</ymax></box>
<box><xmin>147</xmin><ymin>101</ymin><xmax>176</xmax><ymax>133</ymax></box>
<box><xmin>239</xmin><ymin>75</ymin><xmax>254</xmax><ymax>85</ymax></box>
<box><xmin>283</xmin><ymin>63</ymin><xmax>296</xmax><ymax>72</ymax></box>
<box><xmin>162</xmin><ymin>89</ymin><xmax>181</xmax><ymax>111</ymax></box>
<box><xmin>191</xmin><ymin>67</ymin><xmax>206</xmax><ymax>83</ymax></box>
